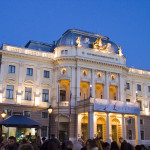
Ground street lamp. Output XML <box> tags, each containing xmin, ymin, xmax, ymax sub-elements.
<box><xmin>48</xmin><ymin>105</ymin><xmax>53</xmax><ymax>140</ymax></box>
<box><xmin>90</xmin><ymin>84</ymin><xmax>92</xmax><ymax>97</ymax></box>
<box><xmin>1</xmin><ymin>111</ymin><xmax>6</xmax><ymax>120</ymax></box>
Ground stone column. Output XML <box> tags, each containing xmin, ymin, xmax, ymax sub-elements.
<box><xmin>104</xmin><ymin>72</ymin><xmax>109</xmax><ymax>100</ymax></box>
<box><xmin>106</xmin><ymin>113</ymin><xmax>111</xmax><ymax>143</ymax></box>
<box><xmin>144</xmin><ymin>84</ymin><xmax>148</xmax><ymax>109</ymax></box>
<box><xmin>132</xmin><ymin>82</ymin><xmax>136</xmax><ymax>103</ymax></box>
<box><xmin>17</xmin><ymin>62</ymin><xmax>24</xmax><ymax>104</ymax></box>
<box><xmin>76</xmin><ymin>67</ymin><xmax>80</xmax><ymax>101</ymax></box>
<box><xmin>0</xmin><ymin>61</ymin><xmax>5</xmax><ymax>103</ymax></box>
<box><xmin>88</xmin><ymin>111</ymin><xmax>94</xmax><ymax>139</ymax></box>
<box><xmin>119</xmin><ymin>74</ymin><xmax>125</xmax><ymax>101</ymax></box>
<box><xmin>35</xmin><ymin>66</ymin><xmax>40</xmax><ymax>106</ymax></box>
<box><xmin>122</xmin><ymin>114</ymin><xmax>126</xmax><ymax>139</ymax></box>
<box><xmin>71</xmin><ymin>67</ymin><xmax>76</xmax><ymax>106</ymax></box>
<box><xmin>77</xmin><ymin>114</ymin><xmax>82</xmax><ymax>138</ymax></box>
<box><xmin>135</xmin><ymin>115</ymin><xmax>142</xmax><ymax>145</ymax></box>
<box><xmin>91</xmin><ymin>69</ymin><xmax>95</xmax><ymax>98</ymax></box>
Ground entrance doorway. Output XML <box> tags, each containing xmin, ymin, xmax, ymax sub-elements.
<box><xmin>81</xmin><ymin>116</ymin><xmax>88</xmax><ymax>142</ymax></box>
<box><xmin>97</xmin><ymin>124</ymin><xmax>103</xmax><ymax>138</ymax></box>
<box><xmin>112</xmin><ymin>125</ymin><xmax>117</xmax><ymax>142</ymax></box>
<box><xmin>59</xmin><ymin>122</ymin><xmax>69</xmax><ymax>142</ymax></box>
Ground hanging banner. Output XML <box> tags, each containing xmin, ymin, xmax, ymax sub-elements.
<box><xmin>94</xmin><ymin>99</ymin><xmax>140</xmax><ymax>115</ymax></box>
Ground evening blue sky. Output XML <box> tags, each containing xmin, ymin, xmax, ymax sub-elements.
<box><xmin>0</xmin><ymin>0</ymin><xmax>150</xmax><ymax>70</ymax></box>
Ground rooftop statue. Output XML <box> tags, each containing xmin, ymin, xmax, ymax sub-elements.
<box><xmin>76</xmin><ymin>36</ymin><xmax>82</xmax><ymax>47</ymax></box>
<box><xmin>93</xmin><ymin>36</ymin><xmax>108</xmax><ymax>50</ymax></box>
<box><xmin>118</xmin><ymin>45</ymin><xmax>123</xmax><ymax>56</ymax></box>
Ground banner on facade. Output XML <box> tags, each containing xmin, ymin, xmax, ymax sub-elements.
<box><xmin>94</xmin><ymin>99</ymin><xmax>140</xmax><ymax>115</ymax></box>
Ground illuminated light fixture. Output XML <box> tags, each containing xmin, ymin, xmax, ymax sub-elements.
<box><xmin>1</xmin><ymin>111</ymin><xmax>6</xmax><ymax>120</ymax></box>
<box><xmin>48</xmin><ymin>105</ymin><xmax>53</xmax><ymax>114</ymax></box>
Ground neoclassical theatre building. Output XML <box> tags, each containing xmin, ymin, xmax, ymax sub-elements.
<box><xmin>0</xmin><ymin>29</ymin><xmax>150</xmax><ymax>145</ymax></box>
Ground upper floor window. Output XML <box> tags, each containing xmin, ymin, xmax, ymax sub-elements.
<box><xmin>6</xmin><ymin>85</ymin><xmax>14</xmax><ymax>99</ymax></box>
<box><xmin>137</xmin><ymin>100</ymin><xmax>142</xmax><ymax>110</ymax></box>
<box><xmin>141</xmin><ymin>131</ymin><xmax>144</xmax><ymax>140</ymax></box>
<box><xmin>126</xmin><ymin>83</ymin><xmax>130</xmax><ymax>90</ymax></box>
<box><xmin>61</xmin><ymin>68</ymin><xmax>67</xmax><ymax>75</ymax></box>
<box><xmin>61</xmin><ymin>50</ymin><xmax>68</xmax><ymax>55</ymax></box>
<box><xmin>42</xmin><ymin>112</ymin><xmax>48</xmax><ymax>118</ymax></box>
<box><xmin>60</xmin><ymin>90</ymin><xmax>66</xmax><ymax>101</ymax></box>
<box><xmin>126</xmin><ymin>99</ymin><xmax>130</xmax><ymax>102</ymax></box>
<box><xmin>4</xmin><ymin>109</ymin><xmax>12</xmax><ymax>116</ymax></box>
<box><xmin>24</xmin><ymin>111</ymin><xmax>31</xmax><ymax>118</ymax></box>
<box><xmin>8</xmin><ymin>65</ymin><xmax>15</xmax><ymax>73</ymax></box>
<box><xmin>137</xmin><ymin>84</ymin><xmax>141</xmax><ymax>91</ymax></box>
<box><xmin>97</xmin><ymin>72</ymin><xmax>102</xmax><ymax>78</ymax></box>
<box><xmin>148</xmin><ymin>86</ymin><xmax>150</xmax><ymax>92</ymax></box>
<box><xmin>44</xmin><ymin>70</ymin><xmax>50</xmax><ymax>78</ymax></box>
<box><xmin>26</xmin><ymin>68</ymin><xmax>33</xmax><ymax>76</ymax></box>
<box><xmin>83</xmin><ymin>70</ymin><xmax>87</xmax><ymax>76</ymax></box>
<box><xmin>42</xmin><ymin>89</ymin><xmax>49</xmax><ymax>102</ymax></box>
<box><xmin>25</xmin><ymin>88</ymin><xmax>32</xmax><ymax>100</ymax></box>
<box><xmin>111</xmin><ymin>74</ymin><xmax>115</xmax><ymax>80</ymax></box>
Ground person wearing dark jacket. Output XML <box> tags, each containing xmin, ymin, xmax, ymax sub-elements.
<box><xmin>4</xmin><ymin>136</ymin><xmax>19</xmax><ymax>150</ymax></box>
<box><xmin>119</xmin><ymin>137</ymin><xmax>128</xmax><ymax>150</ymax></box>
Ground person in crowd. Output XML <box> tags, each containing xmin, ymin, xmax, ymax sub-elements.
<box><xmin>4</xmin><ymin>136</ymin><xmax>18</xmax><ymax>150</ymax></box>
<box><xmin>95</xmin><ymin>138</ymin><xmax>103</xmax><ymax>150</ymax></box>
<box><xmin>0</xmin><ymin>139</ymin><xmax>8</xmax><ymax>150</ymax></box>
<box><xmin>119</xmin><ymin>137</ymin><xmax>128</xmax><ymax>150</ymax></box>
<box><xmin>65</xmin><ymin>140</ymin><xmax>73</xmax><ymax>150</ymax></box>
<box><xmin>72</xmin><ymin>138</ymin><xmax>83</xmax><ymax>150</ymax></box>
<box><xmin>41</xmin><ymin>137</ymin><xmax>46</xmax><ymax>144</ymax></box>
<box><xmin>81</xmin><ymin>139</ymin><xmax>91</xmax><ymax>150</ymax></box>
<box><xmin>30</xmin><ymin>139</ymin><xmax>39</xmax><ymax>150</ymax></box>
<box><xmin>110</xmin><ymin>141</ymin><xmax>119</xmax><ymax>150</ymax></box>
<box><xmin>135</xmin><ymin>145</ymin><xmax>142</xmax><ymax>150</ymax></box>
<box><xmin>50</xmin><ymin>134</ymin><xmax>60</xmax><ymax>150</ymax></box>
<box><xmin>88</xmin><ymin>139</ymin><xmax>98</xmax><ymax>150</ymax></box>
<box><xmin>103</xmin><ymin>142</ymin><xmax>110</xmax><ymax>150</ymax></box>
<box><xmin>99</xmin><ymin>137</ymin><xmax>104</xmax><ymax>148</ymax></box>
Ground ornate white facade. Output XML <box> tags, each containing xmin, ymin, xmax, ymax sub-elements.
<box><xmin>0</xmin><ymin>29</ymin><xmax>150</xmax><ymax>146</ymax></box>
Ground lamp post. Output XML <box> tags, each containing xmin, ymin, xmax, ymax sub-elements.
<box><xmin>90</xmin><ymin>84</ymin><xmax>92</xmax><ymax>97</ymax></box>
<box><xmin>1</xmin><ymin>111</ymin><xmax>6</xmax><ymax>120</ymax></box>
<box><xmin>48</xmin><ymin>105</ymin><xmax>53</xmax><ymax>140</ymax></box>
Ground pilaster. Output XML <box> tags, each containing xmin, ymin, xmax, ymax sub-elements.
<box><xmin>76</xmin><ymin>66</ymin><xmax>80</xmax><ymax>101</ymax></box>
<box><xmin>135</xmin><ymin>115</ymin><xmax>141</xmax><ymax>145</ymax></box>
<box><xmin>88</xmin><ymin>111</ymin><xmax>94</xmax><ymax>139</ymax></box>
<box><xmin>104</xmin><ymin>72</ymin><xmax>109</xmax><ymax>99</ymax></box>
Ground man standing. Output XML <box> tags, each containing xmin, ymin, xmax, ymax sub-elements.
<box><xmin>119</xmin><ymin>137</ymin><xmax>129</xmax><ymax>150</ymax></box>
<box><xmin>4</xmin><ymin>136</ymin><xmax>18</xmax><ymax>150</ymax></box>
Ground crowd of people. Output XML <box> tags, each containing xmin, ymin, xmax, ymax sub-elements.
<box><xmin>0</xmin><ymin>135</ymin><xmax>149</xmax><ymax>150</ymax></box>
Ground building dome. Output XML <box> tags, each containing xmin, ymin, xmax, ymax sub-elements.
<box><xmin>56</xmin><ymin>29</ymin><xmax>119</xmax><ymax>54</ymax></box>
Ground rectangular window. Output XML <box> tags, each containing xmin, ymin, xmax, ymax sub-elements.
<box><xmin>4</xmin><ymin>109</ymin><xmax>12</xmax><ymax>116</ymax></box>
<box><xmin>42</xmin><ymin>89</ymin><xmax>49</xmax><ymax>102</ymax></box>
<box><xmin>25</xmin><ymin>88</ymin><xmax>32</xmax><ymax>100</ymax></box>
<box><xmin>141</xmin><ymin>131</ymin><xmax>144</xmax><ymax>140</ymax></box>
<box><xmin>126</xmin><ymin>83</ymin><xmax>130</xmax><ymax>90</ymax></box>
<box><xmin>137</xmin><ymin>84</ymin><xmax>141</xmax><ymax>91</ymax></box>
<box><xmin>61</xmin><ymin>50</ymin><xmax>65</xmax><ymax>55</ymax></box>
<box><xmin>26</xmin><ymin>68</ymin><xmax>33</xmax><ymax>76</ymax></box>
<box><xmin>61</xmin><ymin>50</ymin><xmax>68</xmax><ymax>55</ymax></box>
<box><xmin>42</xmin><ymin>112</ymin><xmax>48</xmax><ymax>118</ymax></box>
<box><xmin>8</xmin><ymin>65</ymin><xmax>15</xmax><ymax>73</ymax></box>
<box><xmin>137</xmin><ymin>100</ymin><xmax>142</xmax><ymax>111</ymax></box>
<box><xmin>140</xmin><ymin>119</ymin><xmax>144</xmax><ymax>125</ymax></box>
<box><xmin>128</xmin><ymin>130</ymin><xmax>132</xmax><ymax>140</ymax></box>
<box><xmin>148</xmin><ymin>86</ymin><xmax>150</xmax><ymax>92</ymax></box>
<box><xmin>41</xmin><ymin>126</ymin><xmax>47</xmax><ymax>137</ymax></box>
<box><xmin>126</xmin><ymin>99</ymin><xmax>130</xmax><ymax>102</ymax></box>
<box><xmin>60</xmin><ymin>90</ymin><xmax>66</xmax><ymax>101</ymax></box>
<box><xmin>24</xmin><ymin>111</ymin><xmax>31</xmax><ymax>117</ymax></box>
<box><xmin>44</xmin><ymin>70</ymin><xmax>50</xmax><ymax>78</ymax></box>
<box><xmin>6</xmin><ymin>85</ymin><xmax>14</xmax><ymax>99</ymax></box>
<box><xmin>127</xmin><ymin>118</ymin><xmax>132</xmax><ymax>124</ymax></box>
<box><xmin>65</xmin><ymin>50</ymin><xmax>68</xmax><ymax>54</ymax></box>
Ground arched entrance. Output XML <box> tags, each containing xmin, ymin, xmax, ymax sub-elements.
<box><xmin>55</xmin><ymin>114</ymin><xmax>69</xmax><ymax>142</ymax></box>
<box><xmin>111</xmin><ymin>118</ymin><xmax>121</xmax><ymax>143</ymax></box>
<box><xmin>97</xmin><ymin>117</ymin><xmax>106</xmax><ymax>140</ymax></box>
<box><xmin>81</xmin><ymin>116</ymin><xmax>88</xmax><ymax>142</ymax></box>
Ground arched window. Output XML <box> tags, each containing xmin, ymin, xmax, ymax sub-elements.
<box><xmin>83</xmin><ymin>70</ymin><xmax>87</xmax><ymax>76</ymax></box>
<box><xmin>97</xmin><ymin>72</ymin><xmax>102</xmax><ymax>78</ymax></box>
<box><xmin>111</xmin><ymin>74</ymin><xmax>115</xmax><ymax>80</ymax></box>
<box><xmin>61</xmin><ymin>68</ymin><xmax>67</xmax><ymax>75</ymax></box>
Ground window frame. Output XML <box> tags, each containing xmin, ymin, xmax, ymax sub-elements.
<box><xmin>44</xmin><ymin>70</ymin><xmax>50</xmax><ymax>78</ymax></box>
<box><xmin>24</xmin><ymin>111</ymin><xmax>31</xmax><ymax>118</ymax></box>
<box><xmin>137</xmin><ymin>84</ymin><xmax>141</xmax><ymax>91</ymax></box>
<box><xmin>141</xmin><ymin>131</ymin><xmax>144</xmax><ymax>140</ymax></box>
<box><xmin>126</xmin><ymin>83</ymin><xmax>130</xmax><ymax>90</ymax></box>
<box><xmin>8</xmin><ymin>65</ymin><xmax>15</xmax><ymax>73</ymax></box>
<box><xmin>26</xmin><ymin>68</ymin><xmax>33</xmax><ymax>76</ymax></box>
<box><xmin>25</xmin><ymin>87</ymin><xmax>32</xmax><ymax>100</ymax></box>
<box><xmin>6</xmin><ymin>85</ymin><xmax>14</xmax><ymax>99</ymax></box>
<box><xmin>41</xmin><ymin>126</ymin><xmax>47</xmax><ymax>137</ymax></box>
<box><xmin>41</xmin><ymin>112</ymin><xmax>48</xmax><ymax>119</ymax></box>
<box><xmin>42</xmin><ymin>89</ymin><xmax>49</xmax><ymax>102</ymax></box>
